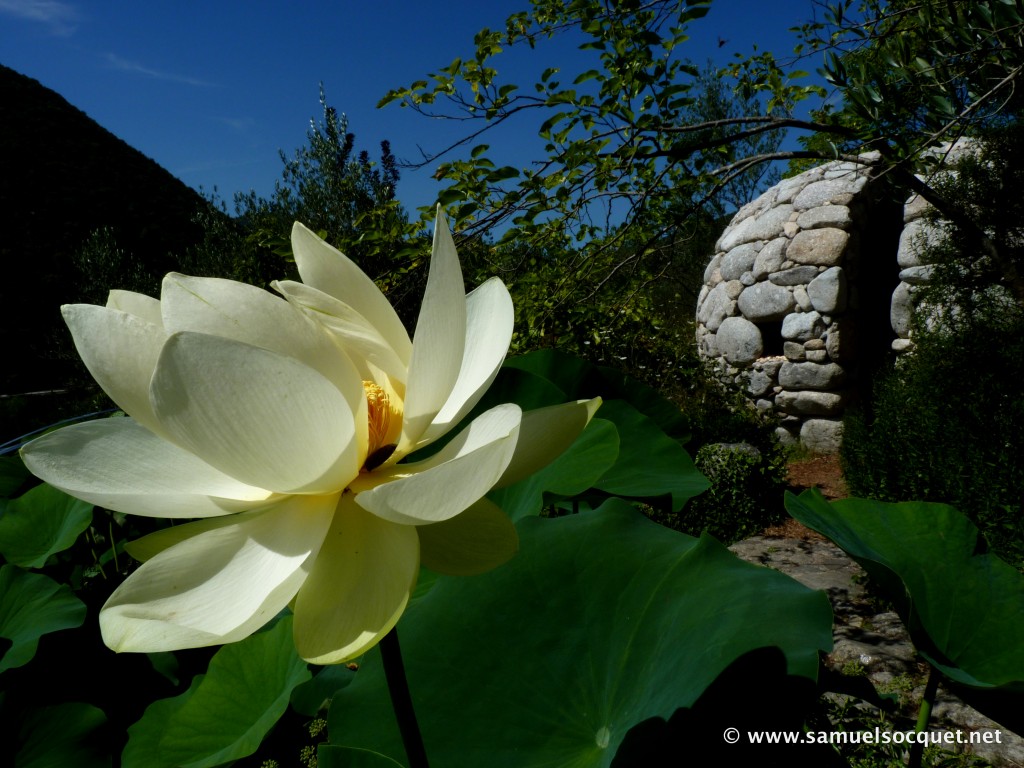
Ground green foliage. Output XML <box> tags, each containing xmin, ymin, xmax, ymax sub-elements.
<box><xmin>177</xmin><ymin>200</ymin><xmax>284</xmax><ymax>289</ymax></box>
<box><xmin>327</xmin><ymin>500</ymin><xmax>833</xmax><ymax>767</ymax></box>
<box><xmin>468</xmin><ymin>227</ymin><xmax>783</xmax><ymax>495</ymax></box>
<box><xmin>481</xmin><ymin>206</ymin><xmax>717</xmax><ymax>379</ymax></box>
<box><xmin>4</xmin><ymin>347</ymin><xmax>1018</xmax><ymax>766</ymax></box>
<box><xmin>122</xmin><ymin>616</ymin><xmax>311</xmax><ymax>768</ymax></box>
<box><xmin>318</xmin><ymin>746</ymin><xmax>405</xmax><ymax>767</ymax></box>
<box><xmin>795</xmin><ymin>0</ymin><xmax>1024</xmax><ymax>154</ymax></box>
<box><xmin>13</xmin><ymin>2</ymin><xmax>1024</xmax><ymax>758</ymax></box>
<box><xmin>816</xmin><ymin>695</ymin><xmax>995</xmax><ymax>768</ymax></box>
<box><xmin>0</xmin><ymin>483</ymin><xmax>93</xmax><ymax>568</ymax></box>
<box><xmin>841</xmin><ymin>322</ymin><xmax>1024</xmax><ymax>568</ymax></box>
<box><xmin>501</xmin><ymin>348</ymin><xmax>691</xmax><ymax>441</ymax></box>
<box><xmin>225</xmin><ymin>88</ymin><xmax>426</xmax><ymax>316</ymax></box>
<box><xmin>0</xmin><ymin>564</ymin><xmax>86</xmax><ymax>673</ymax></box>
<box><xmin>291</xmin><ymin>665</ymin><xmax>356</xmax><ymax>717</ymax></box>
<box><xmin>681</xmin><ymin>441</ymin><xmax>787</xmax><ymax>544</ymax></box>
<box><xmin>381</xmin><ymin>1</ymin><xmax>801</xmax><ymax>384</ymax></box>
<box><xmin>841</xmin><ymin>128</ymin><xmax>1024</xmax><ymax>568</ymax></box>
<box><xmin>488</xmin><ymin>417</ymin><xmax>620</xmax><ymax>521</ymax></box>
<box><xmin>0</xmin><ymin>455</ymin><xmax>32</xmax><ymax>497</ymax></box>
<box><xmin>582</xmin><ymin>399</ymin><xmax>706</xmax><ymax>512</ymax></box>
<box><xmin>788</xmin><ymin>491</ymin><xmax>1024</xmax><ymax>732</ymax></box>
<box><xmin>382</xmin><ymin>0</ymin><xmax>807</xmax><ymax>240</ymax></box>
<box><xmin>913</xmin><ymin>126</ymin><xmax>1024</xmax><ymax>318</ymax></box>
<box><xmin>683</xmin><ymin>60</ymin><xmax>783</xmax><ymax>215</ymax></box>
<box><xmin>15</xmin><ymin>702</ymin><xmax>109</xmax><ymax>768</ymax></box>
<box><xmin>71</xmin><ymin>227</ymin><xmax>160</xmax><ymax>306</ymax></box>
<box><xmin>467</xmin><ymin>350</ymin><xmax>710</xmax><ymax>519</ymax></box>
<box><xmin>386</xmin><ymin>0</ymin><xmax>1024</xmax><ymax>363</ymax></box>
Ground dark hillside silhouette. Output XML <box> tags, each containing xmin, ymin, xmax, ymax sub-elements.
<box><xmin>0</xmin><ymin>64</ymin><xmax>210</xmax><ymax>399</ymax></box>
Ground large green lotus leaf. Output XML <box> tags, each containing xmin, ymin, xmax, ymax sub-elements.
<box><xmin>122</xmin><ymin>616</ymin><xmax>310</xmax><ymax>768</ymax></box>
<box><xmin>0</xmin><ymin>454</ymin><xmax>31</xmax><ymax>497</ymax></box>
<box><xmin>487</xmin><ymin>417</ymin><xmax>619</xmax><ymax>521</ymax></box>
<box><xmin>786</xmin><ymin>491</ymin><xmax>1024</xmax><ymax>704</ymax></box>
<box><xmin>15</xmin><ymin>702</ymin><xmax>109</xmax><ymax>768</ymax></box>
<box><xmin>476</xmin><ymin>365</ymin><xmax>570</xmax><ymax>412</ymax></box>
<box><xmin>291</xmin><ymin>662</ymin><xmax>356</xmax><ymax>716</ymax></box>
<box><xmin>503</xmin><ymin>349</ymin><xmax>690</xmax><ymax>444</ymax></box>
<box><xmin>490</xmin><ymin>399</ymin><xmax>707</xmax><ymax>519</ymax></box>
<box><xmin>421</xmin><ymin>352</ymin><xmax>703</xmax><ymax>516</ymax></box>
<box><xmin>328</xmin><ymin>500</ymin><xmax>832</xmax><ymax>767</ymax></box>
<box><xmin>589</xmin><ymin>400</ymin><xmax>708</xmax><ymax>511</ymax></box>
<box><xmin>406</xmin><ymin>367</ymin><xmax>570</xmax><ymax>463</ymax></box>
<box><xmin>0</xmin><ymin>565</ymin><xmax>86</xmax><ymax>673</ymax></box>
<box><xmin>0</xmin><ymin>482</ymin><xmax>93</xmax><ymax>568</ymax></box>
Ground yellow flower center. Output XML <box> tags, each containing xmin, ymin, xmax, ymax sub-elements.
<box><xmin>362</xmin><ymin>381</ymin><xmax>398</xmax><ymax>471</ymax></box>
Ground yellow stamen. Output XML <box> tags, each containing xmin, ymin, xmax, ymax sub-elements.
<box><xmin>362</xmin><ymin>381</ymin><xmax>392</xmax><ymax>456</ymax></box>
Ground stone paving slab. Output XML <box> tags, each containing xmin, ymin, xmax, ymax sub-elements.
<box><xmin>729</xmin><ymin>535</ymin><xmax>1024</xmax><ymax>766</ymax></box>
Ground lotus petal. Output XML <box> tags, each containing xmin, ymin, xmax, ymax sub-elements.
<box><xmin>418</xmin><ymin>277</ymin><xmax>514</xmax><ymax>446</ymax></box>
<box><xmin>160</xmin><ymin>273</ymin><xmax>363</xmax><ymax>402</ymax></box>
<box><xmin>25</xmin><ymin>204</ymin><xmax>595</xmax><ymax>666</ymax></box>
<box><xmin>100</xmin><ymin>494</ymin><xmax>336</xmax><ymax>652</ymax></box>
<box><xmin>293</xmin><ymin>495</ymin><xmax>418</xmax><ymax>664</ymax></box>
<box><xmin>355</xmin><ymin>404</ymin><xmax>521</xmax><ymax>525</ymax></box>
<box><xmin>273</xmin><ymin>279</ymin><xmax>408</xmax><ymax>390</ymax></box>
<box><xmin>150</xmin><ymin>332</ymin><xmax>360</xmax><ymax>494</ymax></box>
<box><xmin>21</xmin><ymin>418</ymin><xmax>275</xmax><ymax>517</ymax></box>
<box><xmin>291</xmin><ymin>223</ymin><xmax>411</xmax><ymax>365</ymax></box>
<box><xmin>417</xmin><ymin>498</ymin><xmax>518</xmax><ymax>576</ymax></box>
<box><xmin>400</xmin><ymin>210</ymin><xmax>467</xmax><ymax>449</ymax></box>
<box><xmin>125</xmin><ymin>512</ymin><xmax>262</xmax><ymax>562</ymax></box>
<box><xmin>62</xmin><ymin>304</ymin><xmax>167</xmax><ymax>435</ymax></box>
<box><xmin>107</xmin><ymin>290</ymin><xmax>162</xmax><ymax>326</ymax></box>
<box><xmin>495</xmin><ymin>398</ymin><xmax>603</xmax><ymax>488</ymax></box>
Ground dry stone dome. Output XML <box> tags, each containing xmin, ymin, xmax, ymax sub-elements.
<box><xmin>697</xmin><ymin>154</ymin><xmax>907</xmax><ymax>453</ymax></box>
<box><xmin>697</xmin><ymin>144</ymin><xmax>971</xmax><ymax>452</ymax></box>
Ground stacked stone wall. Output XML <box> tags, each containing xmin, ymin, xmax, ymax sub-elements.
<box><xmin>891</xmin><ymin>141</ymin><xmax>978</xmax><ymax>353</ymax></box>
<box><xmin>696</xmin><ymin>158</ymin><xmax>879</xmax><ymax>453</ymax></box>
<box><xmin>697</xmin><ymin>142</ymin><xmax>977</xmax><ymax>453</ymax></box>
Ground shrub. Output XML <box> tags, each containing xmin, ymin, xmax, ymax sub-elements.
<box><xmin>843</xmin><ymin>126</ymin><xmax>1024</xmax><ymax>568</ymax></box>
<box><xmin>841</xmin><ymin>321</ymin><xmax>1024</xmax><ymax>568</ymax></box>
<box><xmin>677</xmin><ymin>440</ymin><xmax>787</xmax><ymax>544</ymax></box>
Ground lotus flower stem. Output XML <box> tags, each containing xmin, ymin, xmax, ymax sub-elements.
<box><xmin>909</xmin><ymin>667</ymin><xmax>940</xmax><ymax>768</ymax></box>
<box><xmin>380</xmin><ymin>627</ymin><xmax>430</xmax><ymax>768</ymax></box>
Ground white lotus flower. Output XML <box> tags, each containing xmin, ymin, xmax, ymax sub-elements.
<box><xmin>22</xmin><ymin>209</ymin><xmax>598</xmax><ymax>664</ymax></box>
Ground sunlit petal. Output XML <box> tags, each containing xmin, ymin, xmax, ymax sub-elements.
<box><xmin>495</xmin><ymin>398</ymin><xmax>603</xmax><ymax>488</ymax></box>
<box><xmin>107</xmin><ymin>290</ymin><xmax>162</xmax><ymax>326</ymax></box>
<box><xmin>418</xmin><ymin>277</ymin><xmax>514</xmax><ymax>446</ymax></box>
<box><xmin>356</xmin><ymin>404</ymin><xmax>521</xmax><ymax>525</ymax></box>
<box><xmin>160</xmin><ymin>273</ymin><xmax>364</xmax><ymax>404</ymax></box>
<box><xmin>62</xmin><ymin>304</ymin><xmax>167</xmax><ymax>434</ymax></box>
<box><xmin>20</xmin><ymin>418</ymin><xmax>276</xmax><ymax>517</ymax></box>
<box><xmin>24</xmin><ymin>200</ymin><xmax>592</xmax><ymax>664</ymax></box>
<box><xmin>125</xmin><ymin>512</ymin><xmax>257</xmax><ymax>562</ymax></box>
<box><xmin>291</xmin><ymin>223</ymin><xmax>411</xmax><ymax>365</ymax></box>
<box><xmin>273</xmin><ymin>279</ymin><xmax>408</xmax><ymax>390</ymax></box>
<box><xmin>150</xmin><ymin>332</ymin><xmax>360</xmax><ymax>494</ymax></box>
<box><xmin>293</xmin><ymin>495</ymin><xmax>418</xmax><ymax>664</ymax></box>
<box><xmin>100</xmin><ymin>494</ymin><xmax>336</xmax><ymax>652</ymax></box>
<box><xmin>400</xmin><ymin>208</ymin><xmax>467</xmax><ymax>448</ymax></box>
<box><xmin>418</xmin><ymin>497</ymin><xmax>518</xmax><ymax>576</ymax></box>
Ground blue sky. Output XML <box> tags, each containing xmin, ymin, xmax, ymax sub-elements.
<box><xmin>1</xmin><ymin>0</ymin><xmax>826</xmax><ymax>216</ymax></box>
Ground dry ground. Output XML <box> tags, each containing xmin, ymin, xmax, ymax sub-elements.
<box><xmin>762</xmin><ymin>454</ymin><xmax>849</xmax><ymax>540</ymax></box>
